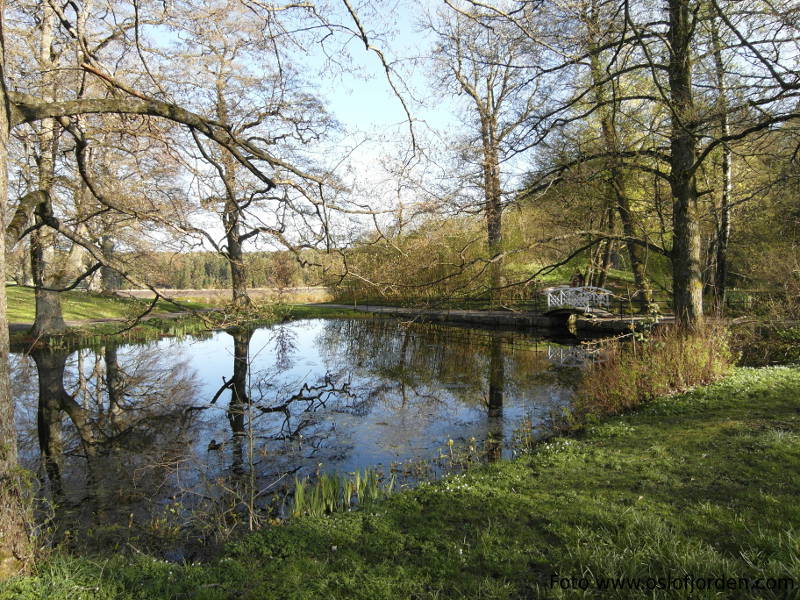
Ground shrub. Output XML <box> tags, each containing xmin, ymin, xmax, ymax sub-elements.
<box><xmin>572</xmin><ymin>323</ymin><xmax>733</xmax><ymax>419</ymax></box>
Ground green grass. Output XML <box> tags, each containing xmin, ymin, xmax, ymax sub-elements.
<box><xmin>5</xmin><ymin>289</ymin><xmax>362</xmax><ymax>348</ymax></box>
<box><xmin>6</xmin><ymin>285</ymin><xmax>209</xmax><ymax>323</ymax></box>
<box><xmin>285</xmin><ymin>304</ymin><xmax>366</xmax><ymax>319</ymax></box>
<box><xmin>527</xmin><ymin>261</ymin><xmax>672</xmax><ymax>294</ymax></box>
<box><xmin>2</xmin><ymin>366</ymin><xmax>799</xmax><ymax>598</ymax></box>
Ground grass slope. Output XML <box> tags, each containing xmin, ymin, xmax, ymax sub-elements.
<box><xmin>3</xmin><ymin>366</ymin><xmax>799</xmax><ymax>599</ymax></box>
<box><xmin>6</xmin><ymin>285</ymin><xmax>208</xmax><ymax>323</ymax></box>
<box><xmin>286</xmin><ymin>304</ymin><xmax>364</xmax><ymax>319</ymax></box>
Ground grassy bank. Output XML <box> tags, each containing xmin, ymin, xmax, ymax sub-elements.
<box><xmin>7</xmin><ymin>285</ymin><xmax>354</xmax><ymax>326</ymax></box>
<box><xmin>6</xmin><ymin>284</ymin><xmax>358</xmax><ymax>347</ymax></box>
<box><xmin>6</xmin><ymin>285</ymin><xmax>209</xmax><ymax>323</ymax></box>
<box><xmin>285</xmin><ymin>303</ymin><xmax>362</xmax><ymax>320</ymax></box>
<box><xmin>2</xmin><ymin>365</ymin><xmax>798</xmax><ymax>599</ymax></box>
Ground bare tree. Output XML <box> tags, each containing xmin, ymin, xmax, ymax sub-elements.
<box><xmin>428</xmin><ymin>3</ymin><xmax>542</xmax><ymax>300</ymax></box>
<box><xmin>165</xmin><ymin>0</ymin><xmax>334</xmax><ymax>307</ymax></box>
<box><xmin>0</xmin><ymin>0</ymin><xmax>357</xmax><ymax>572</ymax></box>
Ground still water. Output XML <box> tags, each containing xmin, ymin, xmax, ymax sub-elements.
<box><xmin>11</xmin><ymin>317</ymin><xmax>590</xmax><ymax>556</ymax></box>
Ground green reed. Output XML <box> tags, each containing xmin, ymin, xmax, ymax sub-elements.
<box><xmin>291</xmin><ymin>468</ymin><xmax>396</xmax><ymax>518</ymax></box>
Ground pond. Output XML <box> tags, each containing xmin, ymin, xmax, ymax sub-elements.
<box><xmin>11</xmin><ymin>317</ymin><xmax>592</xmax><ymax>559</ymax></box>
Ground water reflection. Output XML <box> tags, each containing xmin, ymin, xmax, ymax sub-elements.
<box><xmin>486</xmin><ymin>337</ymin><xmax>504</xmax><ymax>462</ymax></box>
<box><xmin>16</xmin><ymin>345</ymin><xmax>200</xmax><ymax>543</ymax></box>
<box><xmin>13</xmin><ymin>318</ymin><xmax>586</xmax><ymax>555</ymax></box>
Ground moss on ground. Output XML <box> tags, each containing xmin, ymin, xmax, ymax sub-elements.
<box><xmin>2</xmin><ymin>366</ymin><xmax>799</xmax><ymax>599</ymax></box>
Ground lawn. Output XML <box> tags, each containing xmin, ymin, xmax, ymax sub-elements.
<box><xmin>6</xmin><ymin>285</ymin><xmax>209</xmax><ymax>323</ymax></box>
<box><xmin>2</xmin><ymin>366</ymin><xmax>798</xmax><ymax>598</ymax></box>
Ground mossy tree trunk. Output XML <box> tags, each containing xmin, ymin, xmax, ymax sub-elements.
<box><xmin>668</xmin><ymin>0</ymin><xmax>704</xmax><ymax>328</ymax></box>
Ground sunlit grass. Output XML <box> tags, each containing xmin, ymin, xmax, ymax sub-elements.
<box><xmin>6</xmin><ymin>285</ymin><xmax>209</xmax><ymax>323</ymax></box>
<box><xmin>284</xmin><ymin>303</ymin><xmax>382</xmax><ymax>320</ymax></box>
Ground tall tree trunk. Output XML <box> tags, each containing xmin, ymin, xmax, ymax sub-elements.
<box><xmin>227</xmin><ymin>224</ymin><xmax>249</xmax><ymax>308</ymax></box>
<box><xmin>668</xmin><ymin>0</ymin><xmax>704</xmax><ymax>328</ymax></box>
<box><xmin>586</xmin><ymin>5</ymin><xmax>653</xmax><ymax>310</ymax></box>
<box><xmin>711</xmin><ymin>19</ymin><xmax>732</xmax><ymax>314</ymax></box>
<box><xmin>216</xmin><ymin>85</ymin><xmax>250</xmax><ymax>308</ymax></box>
<box><xmin>483</xmin><ymin>120</ymin><xmax>503</xmax><ymax>303</ymax></box>
<box><xmin>0</xmin><ymin>0</ymin><xmax>32</xmax><ymax>574</ymax></box>
<box><xmin>30</xmin><ymin>4</ymin><xmax>66</xmax><ymax>338</ymax></box>
<box><xmin>30</xmin><ymin>234</ymin><xmax>67</xmax><ymax>338</ymax></box>
<box><xmin>597</xmin><ymin>236</ymin><xmax>614</xmax><ymax>289</ymax></box>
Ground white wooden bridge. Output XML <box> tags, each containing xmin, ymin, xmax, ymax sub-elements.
<box><xmin>544</xmin><ymin>286</ymin><xmax>613</xmax><ymax>311</ymax></box>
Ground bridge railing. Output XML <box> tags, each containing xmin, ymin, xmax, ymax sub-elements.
<box><xmin>544</xmin><ymin>286</ymin><xmax>613</xmax><ymax>310</ymax></box>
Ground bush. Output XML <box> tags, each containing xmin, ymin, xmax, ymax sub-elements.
<box><xmin>572</xmin><ymin>323</ymin><xmax>733</xmax><ymax>419</ymax></box>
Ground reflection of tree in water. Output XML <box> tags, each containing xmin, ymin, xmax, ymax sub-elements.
<box><xmin>22</xmin><ymin>344</ymin><xmax>200</xmax><ymax>546</ymax></box>
<box><xmin>316</xmin><ymin>319</ymin><xmax>562</xmax><ymax>407</ymax></box>
<box><xmin>227</xmin><ymin>329</ymin><xmax>252</xmax><ymax>439</ymax></box>
<box><xmin>252</xmin><ymin>374</ymin><xmax>353</xmax><ymax>439</ymax></box>
<box><xmin>11</xmin><ymin>319</ymin><xmax>581</xmax><ymax>555</ymax></box>
<box><xmin>208</xmin><ymin>328</ymin><xmax>359</xmax><ymax>480</ymax></box>
<box><xmin>316</xmin><ymin>319</ymin><xmax>485</xmax><ymax>403</ymax></box>
<box><xmin>485</xmin><ymin>336</ymin><xmax>504</xmax><ymax>462</ymax></box>
<box><xmin>269</xmin><ymin>324</ymin><xmax>297</xmax><ymax>372</ymax></box>
<box><xmin>314</xmin><ymin>319</ymin><xmax>580</xmax><ymax>462</ymax></box>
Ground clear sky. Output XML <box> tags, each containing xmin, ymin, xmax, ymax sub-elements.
<box><xmin>316</xmin><ymin>1</ymin><xmax>459</xmax><ymax>135</ymax></box>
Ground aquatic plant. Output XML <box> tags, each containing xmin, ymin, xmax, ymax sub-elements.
<box><xmin>291</xmin><ymin>468</ymin><xmax>396</xmax><ymax>518</ymax></box>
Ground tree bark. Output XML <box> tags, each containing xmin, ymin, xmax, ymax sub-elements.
<box><xmin>0</xmin><ymin>0</ymin><xmax>32</xmax><ymax>574</ymax></box>
<box><xmin>482</xmin><ymin>118</ymin><xmax>503</xmax><ymax>303</ymax></box>
<box><xmin>30</xmin><ymin>5</ymin><xmax>67</xmax><ymax>338</ymax></box>
<box><xmin>100</xmin><ymin>236</ymin><xmax>121</xmax><ymax>294</ymax></box>
<box><xmin>711</xmin><ymin>19</ymin><xmax>732</xmax><ymax>314</ymax></box>
<box><xmin>30</xmin><ymin>238</ymin><xmax>67</xmax><ymax>338</ymax></box>
<box><xmin>216</xmin><ymin>84</ymin><xmax>251</xmax><ymax>308</ymax></box>
<box><xmin>668</xmin><ymin>0</ymin><xmax>704</xmax><ymax>328</ymax></box>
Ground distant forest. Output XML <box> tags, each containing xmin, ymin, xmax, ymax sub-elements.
<box><xmin>125</xmin><ymin>251</ymin><xmax>322</xmax><ymax>290</ymax></box>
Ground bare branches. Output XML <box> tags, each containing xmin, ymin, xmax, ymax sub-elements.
<box><xmin>10</xmin><ymin>90</ymin><xmax>280</xmax><ymax>189</ymax></box>
<box><xmin>341</xmin><ymin>0</ymin><xmax>417</xmax><ymax>154</ymax></box>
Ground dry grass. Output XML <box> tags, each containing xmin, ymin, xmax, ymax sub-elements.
<box><xmin>573</xmin><ymin>323</ymin><xmax>733</xmax><ymax>419</ymax></box>
<box><xmin>120</xmin><ymin>287</ymin><xmax>331</xmax><ymax>306</ymax></box>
